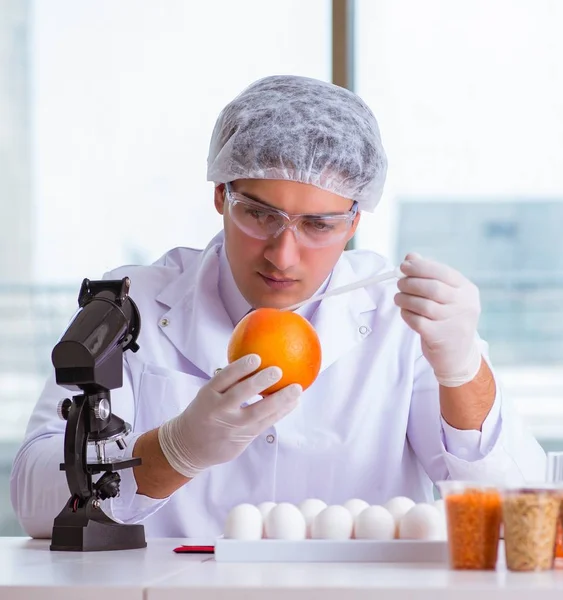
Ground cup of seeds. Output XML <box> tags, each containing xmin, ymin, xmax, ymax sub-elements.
<box><xmin>501</xmin><ymin>484</ymin><xmax>563</xmax><ymax>572</ymax></box>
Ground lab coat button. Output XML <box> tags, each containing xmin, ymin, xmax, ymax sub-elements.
<box><xmin>160</xmin><ymin>318</ymin><xmax>170</xmax><ymax>327</ymax></box>
<box><xmin>359</xmin><ymin>325</ymin><xmax>369</xmax><ymax>335</ymax></box>
<box><xmin>266</xmin><ymin>434</ymin><xmax>275</xmax><ymax>444</ymax></box>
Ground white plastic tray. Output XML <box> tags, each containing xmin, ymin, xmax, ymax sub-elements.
<box><xmin>214</xmin><ymin>538</ymin><xmax>449</xmax><ymax>563</ymax></box>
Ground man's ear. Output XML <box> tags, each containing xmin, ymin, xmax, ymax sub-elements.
<box><xmin>214</xmin><ymin>184</ymin><xmax>226</xmax><ymax>215</ymax></box>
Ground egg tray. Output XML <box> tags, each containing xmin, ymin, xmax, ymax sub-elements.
<box><xmin>214</xmin><ymin>538</ymin><xmax>448</xmax><ymax>563</ymax></box>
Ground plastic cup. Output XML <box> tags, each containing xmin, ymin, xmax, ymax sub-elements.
<box><xmin>437</xmin><ymin>480</ymin><xmax>502</xmax><ymax>570</ymax></box>
<box><xmin>546</xmin><ymin>452</ymin><xmax>563</xmax><ymax>559</ymax></box>
<box><xmin>502</xmin><ymin>485</ymin><xmax>563</xmax><ymax>572</ymax></box>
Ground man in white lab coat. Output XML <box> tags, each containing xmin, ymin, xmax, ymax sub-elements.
<box><xmin>11</xmin><ymin>75</ymin><xmax>545</xmax><ymax>539</ymax></box>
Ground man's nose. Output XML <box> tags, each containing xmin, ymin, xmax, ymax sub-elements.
<box><xmin>263</xmin><ymin>227</ymin><xmax>300</xmax><ymax>272</ymax></box>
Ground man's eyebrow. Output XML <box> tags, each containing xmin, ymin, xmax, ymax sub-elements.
<box><xmin>231</xmin><ymin>186</ymin><xmax>356</xmax><ymax>216</ymax></box>
<box><xmin>235</xmin><ymin>190</ymin><xmax>277</xmax><ymax>209</ymax></box>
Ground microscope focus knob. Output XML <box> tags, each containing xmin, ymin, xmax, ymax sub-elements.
<box><xmin>57</xmin><ymin>398</ymin><xmax>72</xmax><ymax>421</ymax></box>
<box><xmin>93</xmin><ymin>398</ymin><xmax>111</xmax><ymax>421</ymax></box>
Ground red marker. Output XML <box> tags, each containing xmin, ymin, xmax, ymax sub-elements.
<box><xmin>173</xmin><ymin>544</ymin><xmax>214</xmax><ymax>554</ymax></box>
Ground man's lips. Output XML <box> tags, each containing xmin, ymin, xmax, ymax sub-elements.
<box><xmin>260</xmin><ymin>273</ymin><xmax>298</xmax><ymax>283</ymax></box>
<box><xmin>258</xmin><ymin>273</ymin><xmax>299</xmax><ymax>288</ymax></box>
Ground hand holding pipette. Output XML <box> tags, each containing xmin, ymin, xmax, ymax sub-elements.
<box><xmin>394</xmin><ymin>252</ymin><xmax>482</xmax><ymax>387</ymax></box>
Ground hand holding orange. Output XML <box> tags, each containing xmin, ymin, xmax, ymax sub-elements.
<box><xmin>227</xmin><ymin>308</ymin><xmax>322</xmax><ymax>395</ymax></box>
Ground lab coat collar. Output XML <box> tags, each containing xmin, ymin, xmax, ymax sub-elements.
<box><xmin>155</xmin><ymin>230</ymin><xmax>225</xmax><ymax>310</ymax></box>
<box><xmin>310</xmin><ymin>255</ymin><xmax>377</xmax><ymax>373</ymax></box>
<box><xmin>155</xmin><ymin>231</ymin><xmax>377</xmax><ymax>378</ymax></box>
<box><xmin>155</xmin><ymin>232</ymin><xmax>232</xmax><ymax>377</ymax></box>
<box><xmin>218</xmin><ymin>243</ymin><xmax>252</xmax><ymax>327</ymax></box>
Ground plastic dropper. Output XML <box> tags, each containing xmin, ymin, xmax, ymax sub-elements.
<box><xmin>282</xmin><ymin>267</ymin><xmax>404</xmax><ymax>312</ymax></box>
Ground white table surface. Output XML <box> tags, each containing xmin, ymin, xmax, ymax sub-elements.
<box><xmin>3</xmin><ymin>537</ymin><xmax>563</xmax><ymax>600</ymax></box>
<box><xmin>0</xmin><ymin>537</ymin><xmax>200</xmax><ymax>600</ymax></box>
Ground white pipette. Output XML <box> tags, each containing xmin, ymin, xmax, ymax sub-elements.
<box><xmin>283</xmin><ymin>267</ymin><xmax>404</xmax><ymax>312</ymax></box>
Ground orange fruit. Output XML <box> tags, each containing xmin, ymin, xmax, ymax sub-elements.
<box><xmin>227</xmin><ymin>308</ymin><xmax>322</xmax><ymax>395</ymax></box>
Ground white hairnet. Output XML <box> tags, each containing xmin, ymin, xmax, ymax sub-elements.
<box><xmin>206</xmin><ymin>75</ymin><xmax>387</xmax><ymax>212</ymax></box>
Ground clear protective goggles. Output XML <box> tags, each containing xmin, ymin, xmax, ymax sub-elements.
<box><xmin>224</xmin><ymin>183</ymin><xmax>358</xmax><ymax>248</ymax></box>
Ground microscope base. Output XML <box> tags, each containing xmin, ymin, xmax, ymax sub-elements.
<box><xmin>51</xmin><ymin>519</ymin><xmax>147</xmax><ymax>552</ymax></box>
<box><xmin>50</xmin><ymin>498</ymin><xmax>147</xmax><ymax>551</ymax></box>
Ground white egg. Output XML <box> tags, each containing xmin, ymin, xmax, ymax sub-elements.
<box><xmin>264</xmin><ymin>502</ymin><xmax>307</xmax><ymax>540</ymax></box>
<box><xmin>399</xmin><ymin>503</ymin><xmax>447</xmax><ymax>541</ymax></box>
<box><xmin>354</xmin><ymin>505</ymin><xmax>395</xmax><ymax>540</ymax></box>
<box><xmin>298</xmin><ymin>498</ymin><xmax>327</xmax><ymax>538</ymax></box>
<box><xmin>343</xmin><ymin>498</ymin><xmax>370</xmax><ymax>519</ymax></box>
<box><xmin>311</xmin><ymin>505</ymin><xmax>354</xmax><ymax>540</ymax></box>
<box><xmin>384</xmin><ymin>496</ymin><xmax>416</xmax><ymax>538</ymax></box>
<box><xmin>256</xmin><ymin>501</ymin><xmax>277</xmax><ymax>537</ymax></box>
<box><xmin>257</xmin><ymin>501</ymin><xmax>277</xmax><ymax>519</ymax></box>
<box><xmin>224</xmin><ymin>503</ymin><xmax>263</xmax><ymax>540</ymax></box>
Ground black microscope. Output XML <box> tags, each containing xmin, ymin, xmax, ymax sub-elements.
<box><xmin>49</xmin><ymin>277</ymin><xmax>147</xmax><ymax>552</ymax></box>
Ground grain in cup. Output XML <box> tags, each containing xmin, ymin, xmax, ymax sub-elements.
<box><xmin>502</xmin><ymin>485</ymin><xmax>562</xmax><ymax>572</ymax></box>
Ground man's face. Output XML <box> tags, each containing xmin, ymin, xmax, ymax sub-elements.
<box><xmin>214</xmin><ymin>179</ymin><xmax>361</xmax><ymax>310</ymax></box>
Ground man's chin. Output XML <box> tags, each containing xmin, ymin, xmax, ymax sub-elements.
<box><xmin>249</xmin><ymin>291</ymin><xmax>306</xmax><ymax>311</ymax></box>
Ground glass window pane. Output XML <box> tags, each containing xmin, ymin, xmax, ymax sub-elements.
<box><xmin>355</xmin><ymin>0</ymin><xmax>563</xmax><ymax>448</ymax></box>
<box><xmin>0</xmin><ymin>0</ymin><xmax>330</xmax><ymax>535</ymax></box>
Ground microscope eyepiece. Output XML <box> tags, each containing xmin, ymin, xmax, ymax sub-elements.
<box><xmin>52</xmin><ymin>278</ymin><xmax>140</xmax><ymax>392</ymax></box>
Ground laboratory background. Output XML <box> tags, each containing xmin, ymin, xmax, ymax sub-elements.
<box><xmin>1</xmin><ymin>0</ymin><xmax>562</xmax><ymax>536</ymax></box>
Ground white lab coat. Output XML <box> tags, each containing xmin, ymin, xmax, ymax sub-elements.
<box><xmin>11</xmin><ymin>231</ymin><xmax>546</xmax><ymax>539</ymax></box>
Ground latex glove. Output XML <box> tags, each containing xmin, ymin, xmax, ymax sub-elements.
<box><xmin>395</xmin><ymin>252</ymin><xmax>482</xmax><ymax>387</ymax></box>
<box><xmin>158</xmin><ymin>354</ymin><xmax>301</xmax><ymax>479</ymax></box>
